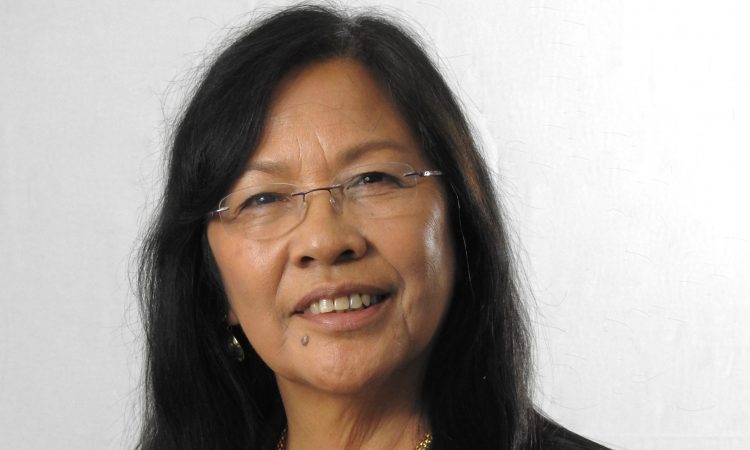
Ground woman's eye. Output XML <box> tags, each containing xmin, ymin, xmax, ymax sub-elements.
<box><xmin>360</xmin><ymin>172</ymin><xmax>385</xmax><ymax>184</ymax></box>
<box><xmin>354</xmin><ymin>171</ymin><xmax>398</xmax><ymax>186</ymax></box>
<box><xmin>240</xmin><ymin>192</ymin><xmax>286</xmax><ymax>209</ymax></box>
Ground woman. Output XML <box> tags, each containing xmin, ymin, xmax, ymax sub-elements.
<box><xmin>137</xmin><ymin>5</ymin><xmax>609</xmax><ymax>449</ymax></box>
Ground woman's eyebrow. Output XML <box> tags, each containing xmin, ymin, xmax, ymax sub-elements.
<box><xmin>244</xmin><ymin>140</ymin><xmax>412</xmax><ymax>175</ymax></box>
<box><xmin>337</xmin><ymin>139</ymin><xmax>411</xmax><ymax>164</ymax></box>
<box><xmin>243</xmin><ymin>160</ymin><xmax>288</xmax><ymax>176</ymax></box>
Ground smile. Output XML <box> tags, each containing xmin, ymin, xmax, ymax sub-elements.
<box><xmin>305</xmin><ymin>293</ymin><xmax>388</xmax><ymax>314</ymax></box>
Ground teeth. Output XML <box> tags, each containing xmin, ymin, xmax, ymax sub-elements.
<box><xmin>306</xmin><ymin>293</ymin><xmax>382</xmax><ymax>315</ymax></box>
<box><xmin>334</xmin><ymin>296</ymin><xmax>349</xmax><ymax>311</ymax></box>
<box><xmin>349</xmin><ymin>293</ymin><xmax>362</xmax><ymax>309</ymax></box>
<box><xmin>318</xmin><ymin>298</ymin><xmax>334</xmax><ymax>313</ymax></box>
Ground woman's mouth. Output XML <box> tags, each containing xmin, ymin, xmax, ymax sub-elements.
<box><xmin>305</xmin><ymin>293</ymin><xmax>389</xmax><ymax>315</ymax></box>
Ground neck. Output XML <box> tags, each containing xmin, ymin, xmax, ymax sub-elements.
<box><xmin>276</xmin><ymin>368</ymin><xmax>429</xmax><ymax>450</ymax></box>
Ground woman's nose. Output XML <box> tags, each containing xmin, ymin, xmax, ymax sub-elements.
<box><xmin>288</xmin><ymin>190</ymin><xmax>367</xmax><ymax>268</ymax></box>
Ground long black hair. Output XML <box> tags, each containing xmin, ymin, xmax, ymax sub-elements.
<box><xmin>137</xmin><ymin>4</ymin><xmax>536</xmax><ymax>449</ymax></box>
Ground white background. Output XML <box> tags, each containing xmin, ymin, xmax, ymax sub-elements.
<box><xmin>2</xmin><ymin>1</ymin><xmax>749</xmax><ymax>449</ymax></box>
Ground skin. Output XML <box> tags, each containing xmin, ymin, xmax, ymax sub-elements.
<box><xmin>207</xmin><ymin>59</ymin><xmax>455</xmax><ymax>450</ymax></box>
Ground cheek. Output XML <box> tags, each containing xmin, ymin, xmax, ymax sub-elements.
<box><xmin>412</xmin><ymin>194</ymin><xmax>455</xmax><ymax>282</ymax></box>
<box><xmin>207</xmin><ymin>225</ymin><xmax>285</xmax><ymax>324</ymax></box>
<box><xmin>422</xmin><ymin>207</ymin><xmax>455</xmax><ymax>282</ymax></box>
<box><xmin>380</xmin><ymin>200</ymin><xmax>455</xmax><ymax>329</ymax></box>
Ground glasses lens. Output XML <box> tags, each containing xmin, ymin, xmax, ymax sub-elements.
<box><xmin>337</xmin><ymin>162</ymin><xmax>419</xmax><ymax>219</ymax></box>
<box><xmin>217</xmin><ymin>183</ymin><xmax>301</xmax><ymax>239</ymax></box>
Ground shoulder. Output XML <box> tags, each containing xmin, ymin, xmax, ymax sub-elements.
<box><xmin>534</xmin><ymin>414</ymin><xmax>611</xmax><ymax>450</ymax></box>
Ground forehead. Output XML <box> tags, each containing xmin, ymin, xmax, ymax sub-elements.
<box><xmin>247</xmin><ymin>58</ymin><xmax>427</xmax><ymax>178</ymax></box>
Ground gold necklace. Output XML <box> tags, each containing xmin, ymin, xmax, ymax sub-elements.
<box><xmin>276</xmin><ymin>428</ymin><xmax>432</xmax><ymax>450</ymax></box>
<box><xmin>414</xmin><ymin>431</ymin><xmax>433</xmax><ymax>450</ymax></box>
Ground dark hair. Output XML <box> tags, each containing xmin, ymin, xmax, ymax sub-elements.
<box><xmin>138</xmin><ymin>4</ymin><xmax>534</xmax><ymax>449</ymax></box>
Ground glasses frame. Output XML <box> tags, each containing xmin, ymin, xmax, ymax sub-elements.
<box><xmin>207</xmin><ymin>167</ymin><xmax>443</xmax><ymax>219</ymax></box>
<box><xmin>205</xmin><ymin>163</ymin><xmax>443</xmax><ymax>239</ymax></box>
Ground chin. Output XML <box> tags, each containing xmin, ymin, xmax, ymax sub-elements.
<box><xmin>286</xmin><ymin>347</ymin><xmax>429</xmax><ymax>399</ymax></box>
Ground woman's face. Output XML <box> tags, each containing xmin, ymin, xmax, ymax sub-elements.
<box><xmin>207</xmin><ymin>59</ymin><xmax>455</xmax><ymax>396</ymax></box>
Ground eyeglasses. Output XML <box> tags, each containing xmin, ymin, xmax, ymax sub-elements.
<box><xmin>208</xmin><ymin>161</ymin><xmax>443</xmax><ymax>240</ymax></box>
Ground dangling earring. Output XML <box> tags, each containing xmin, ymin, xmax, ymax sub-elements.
<box><xmin>226</xmin><ymin>324</ymin><xmax>245</xmax><ymax>362</ymax></box>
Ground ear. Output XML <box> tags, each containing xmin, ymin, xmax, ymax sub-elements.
<box><xmin>227</xmin><ymin>309</ymin><xmax>240</xmax><ymax>326</ymax></box>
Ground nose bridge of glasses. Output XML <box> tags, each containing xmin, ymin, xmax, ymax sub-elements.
<box><xmin>294</xmin><ymin>183</ymin><xmax>344</xmax><ymax>210</ymax></box>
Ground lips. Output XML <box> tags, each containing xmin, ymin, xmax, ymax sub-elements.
<box><xmin>293</xmin><ymin>285</ymin><xmax>390</xmax><ymax>316</ymax></box>
<box><xmin>306</xmin><ymin>293</ymin><xmax>388</xmax><ymax>314</ymax></box>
